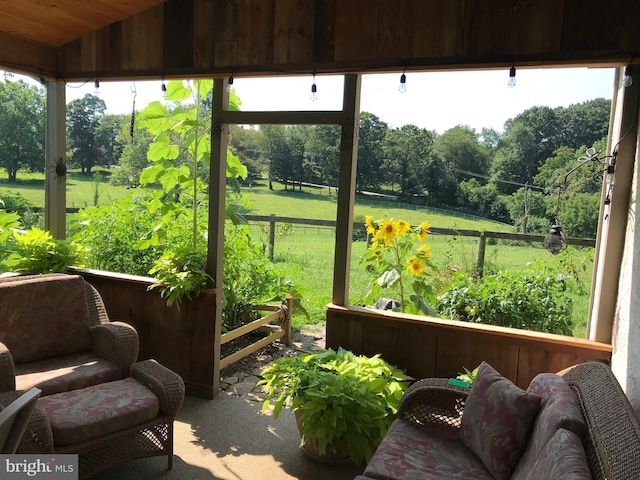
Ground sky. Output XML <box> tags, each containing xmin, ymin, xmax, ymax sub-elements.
<box><xmin>12</xmin><ymin>66</ymin><xmax>617</xmax><ymax>135</ymax></box>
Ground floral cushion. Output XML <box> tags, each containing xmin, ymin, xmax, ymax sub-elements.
<box><xmin>361</xmin><ymin>418</ymin><xmax>494</xmax><ymax>480</ymax></box>
<box><xmin>15</xmin><ymin>351</ymin><xmax>122</xmax><ymax>396</ymax></box>
<box><xmin>459</xmin><ymin>361</ymin><xmax>542</xmax><ymax>480</ymax></box>
<box><xmin>37</xmin><ymin>377</ymin><xmax>160</xmax><ymax>447</ymax></box>
<box><xmin>527</xmin><ymin>428</ymin><xmax>592</xmax><ymax>479</ymax></box>
<box><xmin>0</xmin><ymin>274</ymin><xmax>92</xmax><ymax>363</ymax></box>
<box><xmin>512</xmin><ymin>373</ymin><xmax>587</xmax><ymax>478</ymax></box>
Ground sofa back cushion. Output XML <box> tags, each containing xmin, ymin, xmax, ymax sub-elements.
<box><xmin>459</xmin><ymin>361</ymin><xmax>542</xmax><ymax>480</ymax></box>
<box><xmin>512</xmin><ymin>372</ymin><xmax>587</xmax><ymax>478</ymax></box>
<box><xmin>523</xmin><ymin>428</ymin><xmax>591</xmax><ymax>479</ymax></box>
<box><xmin>0</xmin><ymin>274</ymin><xmax>93</xmax><ymax>363</ymax></box>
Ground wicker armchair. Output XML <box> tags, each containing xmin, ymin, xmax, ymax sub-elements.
<box><xmin>15</xmin><ymin>359</ymin><xmax>185</xmax><ymax>479</ymax></box>
<box><xmin>0</xmin><ymin>274</ymin><xmax>139</xmax><ymax>396</ymax></box>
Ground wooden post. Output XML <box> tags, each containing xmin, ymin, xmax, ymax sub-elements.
<box><xmin>282</xmin><ymin>294</ymin><xmax>293</xmax><ymax>346</ymax></box>
<box><xmin>44</xmin><ymin>81</ymin><xmax>66</xmax><ymax>239</ymax></box>
<box><xmin>268</xmin><ymin>214</ymin><xmax>276</xmax><ymax>261</ymax></box>
<box><xmin>475</xmin><ymin>233</ymin><xmax>486</xmax><ymax>279</ymax></box>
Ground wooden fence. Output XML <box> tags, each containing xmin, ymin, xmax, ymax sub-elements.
<box><xmin>244</xmin><ymin>214</ymin><xmax>596</xmax><ymax>276</ymax></box>
<box><xmin>219</xmin><ymin>295</ymin><xmax>292</xmax><ymax>370</ymax></box>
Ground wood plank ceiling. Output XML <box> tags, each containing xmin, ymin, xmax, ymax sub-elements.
<box><xmin>0</xmin><ymin>0</ymin><xmax>166</xmax><ymax>47</ymax></box>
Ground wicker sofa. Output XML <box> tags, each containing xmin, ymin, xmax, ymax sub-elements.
<box><xmin>356</xmin><ymin>361</ymin><xmax>640</xmax><ymax>480</ymax></box>
<box><xmin>0</xmin><ymin>273</ymin><xmax>139</xmax><ymax>396</ymax></box>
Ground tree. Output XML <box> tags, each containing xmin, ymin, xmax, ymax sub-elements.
<box><xmin>557</xmin><ymin>98</ymin><xmax>611</xmax><ymax>151</ymax></box>
<box><xmin>109</xmin><ymin>117</ymin><xmax>154</xmax><ymax>186</ymax></box>
<box><xmin>94</xmin><ymin>113</ymin><xmax>127</xmax><ymax>168</ymax></box>
<box><xmin>228</xmin><ymin>125</ymin><xmax>266</xmax><ymax>182</ymax></box>
<box><xmin>434</xmin><ymin>125</ymin><xmax>490</xmax><ymax>181</ymax></box>
<box><xmin>356</xmin><ymin>112</ymin><xmax>388</xmax><ymax>191</ymax></box>
<box><xmin>383</xmin><ymin>125</ymin><xmax>440</xmax><ymax>199</ymax></box>
<box><xmin>67</xmin><ymin>94</ymin><xmax>106</xmax><ymax>174</ymax></box>
<box><xmin>491</xmin><ymin>122</ymin><xmax>539</xmax><ymax>194</ymax></box>
<box><xmin>558</xmin><ymin>193</ymin><xmax>600</xmax><ymax>238</ymax></box>
<box><xmin>0</xmin><ymin>79</ymin><xmax>45</xmax><ymax>182</ymax></box>
<box><xmin>307</xmin><ymin>125</ymin><xmax>340</xmax><ymax>190</ymax></box>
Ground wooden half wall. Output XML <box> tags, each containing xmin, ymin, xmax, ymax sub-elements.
<box><xmin>326</xmin><ymin>304</ymin><xmax>612</xmax><ymax>389</ymax></box>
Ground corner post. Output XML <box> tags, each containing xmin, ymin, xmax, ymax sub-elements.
<box><xmin>44</xmin><ymin>81</ymin><xmax>66</xmax><ymax>239</ymax></box>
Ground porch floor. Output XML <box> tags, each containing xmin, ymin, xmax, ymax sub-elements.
<box><xmin>93</xmin><ymin>391</ymin><xmax>365</xmax><ymax>480</ymax></box>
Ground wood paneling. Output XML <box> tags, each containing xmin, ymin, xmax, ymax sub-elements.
<box><xmin>326</xmin><ymin>304</ymin><xmax>612</xmax><ymax>389</ymax></box>
<box><xmin>53</xmin><ymin>0</ymin><xmax>640</xmax><ymax>81</ymax></box>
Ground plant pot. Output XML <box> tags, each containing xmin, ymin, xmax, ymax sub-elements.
<box><xmin>294</xmin><ymin>410</ymin><xmax>352</xmax><ymax>465</ymax></box>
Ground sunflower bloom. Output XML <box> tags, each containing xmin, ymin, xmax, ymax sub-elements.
<box><xmin>407</xmin><ymin>256</ymin><xmax>425</xmax><ymax>276</ymax></box>
<box><xmin>418</xmin><ymin>221</ymin><xmax>431</xmax><ymax>242</ymax></box>
<box><xmin>365</xmin><ymin>215</ymin><xmax>376</xmax><ymax>235</ymax></box>
<box><xmin>380</xmin><ymin>218</ymin><xmax>398</xmax><ymax>245</ymax></box>
<box><xmin>397</xmin><ymin>220</ymin><xmax>410</xmax><ymax>236</ymax></box>
<box><xmin>416</xmin><ymin>244</ymin><xmax>432</xmax><ymax>259</ymax></box>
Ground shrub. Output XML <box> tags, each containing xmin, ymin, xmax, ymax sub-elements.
<box><xmin>2</xmin><ymin>227</ymin><xmax>85</xmax><ymax>274</ymax></box>
<box><xmin>436</xmin><ymin>266</ymin><xmax>574</xmax><ymax>335</ymax></box>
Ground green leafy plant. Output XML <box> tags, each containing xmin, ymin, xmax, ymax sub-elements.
<box><xmin>2</xmin><ymin>227</ymin><xmax>85</xmax><ymax>274</ymax></box>
<box><xmin>436</xmin><ymin>265</ymin><xmax>574</xmax><ymax>335</ymax></box>
<box><xmin>361</xmin><ymin>216</ymin><xmax>438</xmax><ymax>315</ymax></box>
<box><xmin>135</xmin><ymin>79</ymin><xmax>247</xmax><ymax>306</ymax></box>
<box><xmin>148</xmin><ymin>248</ymin><xmax>213</xmax><ymax>309</ymax></box>
<box><xmin>456</xmin><ymin>365</ymin><xmax>480</xmax><ymax>386</ymax></box>
<box><xmin>258</xmin><ymin>348</ymin><xmax>412</xmax><ymax>465</ymax></box>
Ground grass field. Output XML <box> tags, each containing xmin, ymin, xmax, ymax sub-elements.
<box><xmin>1</xmin><ymin>170</ymin><xmax>594</xmax><ymax>337</ymax></box>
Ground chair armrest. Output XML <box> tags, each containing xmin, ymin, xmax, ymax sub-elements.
<box><xmin>131</xmin><ymin>360</ymin><xmax>185</xmax><ymax>418</ymax></box>
<box><xmin>0</xmin><ymin>342</ymin><xmax>16</xmax><ymax>392</ymax></box>
<box><xmin>90</xmin><ymin>322</ymin><xmax>139</xmax><ymax>372</ymax></box>
<box><xmin>0</xmin><ymin>390</ymin><xmax>54</xmax><ymax>454</ymax></box>
<box><xmin>398</xmin><ymin>378</ymin><xmax>469</xmax><ymax>433</ymax></box>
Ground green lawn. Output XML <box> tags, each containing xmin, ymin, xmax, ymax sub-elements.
<box><xmin>0</xmin><ymin>168</ymin><xmax>132</xmax><ymax>209</ymax></box>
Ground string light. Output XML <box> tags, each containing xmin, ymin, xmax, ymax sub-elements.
<box><xmin>161</xmin><ymin>76</ymin><xmax>167</xmax><ymax>98</ymax></box>
<box><xmin>310</xmin><ymin>72</ymin><xmax>317</xmax><ymax>101</ymax></box>
<box><xmin>623</xmin><ymin>65</ymin><xmax>633</xmax><ymax>88</ymax></box>
<box><xmin>94</xmin><ymin>80</ymin><xmax>100</xmax><ymax>95</ymax></box>
<box><xmin>227</xmin><ymin>75</ymin><xmax>234</xmax><ymax>93</ymax></box>
<box><xmin>508</xmin><ymin>64</ymin><xmax>516</xmax><ymax>88</ymax></box>
<box><xmin>39</xmin><ymin>75</ymin><xmax>45</xmax><ymax>86</ymax></box>
<box><xmin>398</xmin><ymin>67</ymin><xmax>407</xmax><ymax>93</ymax></box>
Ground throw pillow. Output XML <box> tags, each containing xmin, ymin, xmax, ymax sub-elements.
<box><xmin>459</xmin><ymin>361</ymin><xmax>542</xmax><ymax>480</ymax></box>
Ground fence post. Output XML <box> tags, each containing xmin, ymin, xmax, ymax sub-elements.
<box><xmin>282</xmin><ymin>294</ymin><xmax>292</xmax><ymax>346</ymax></box>
<box><xmin>268</xmin><ymin>214</ymin><xmax>276</xmax><ymax>260</ymax></box>
<box><xmin>475</xmin><ymin>233</ymin><xmax>486</xmax><ymax>279</ymax></box>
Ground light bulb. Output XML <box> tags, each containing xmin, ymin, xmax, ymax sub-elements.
<box><xmin>310</xmin><ymin>83</ymin><xmax>318</xmax><ymax>101</ymax></box>
<box><xmin>227</xmin><ymin>76</ymin><xmax>234</xmax><ymax>93</ymax></box>
<box><xmin>161</xmin><ymin>81</ymin><xmax>167</xmax><ymax>99</ymax></box>
<box><xmin>508</xmin><ymin>66</ymin><xmax>516</xmax><ymax>88</ymax></box>
<box><xmin>623</xmin><ymin>66</ymin><xmax>633</xmax><ymax>88</ymax></box>
<box><xmin>94</xmin><ymin>80</ymin><xmax>100</xmax><ymax>95</ymax></box>
<box><xmin>398</xmin><ymin>73</ymin><xmax>407</xmax><ymax>93</ymax></box>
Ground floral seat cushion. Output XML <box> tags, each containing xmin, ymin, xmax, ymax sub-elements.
<box><xmin>527</xmin><ymin>428</ymin><xmax>592</xmax><ymax>479</ymax></box>
<box><xmin>359</xmin><ymin>419</ymin><xmax>494</xmax><ymax>480</ymax></box>
<box><xmin>15</xmin><ymin>351</ymin><xmax>122</xmax><ymax>396</ymax></box>
<box><xmin>36</xmin><ymin>377</ymin><xmax>160</xmax><ymax>447</ymax></box>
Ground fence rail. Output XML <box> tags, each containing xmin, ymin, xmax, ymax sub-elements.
<box><xmin>219</xmin><ymin>295</ymin><xmax>292</xmax><ymax>370</ymax></box>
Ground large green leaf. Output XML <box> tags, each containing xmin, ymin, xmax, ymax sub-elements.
<box><xmin>166</xmin><ymin>80</ymin><xmax>191</xmax><ymax>101</ymax></box>
<box><xmin>195</xmin><ymin>79</ymin><xmax>213</xmax><ymax>98</ymax></box>
<box><xmin>137</xmin><ymin>102</ymin><xmax>171</xmax><ymax>135</ymax></box>
<box><xmin>147</xmin><ymin>134</ymin><xmax>180</xmax><ymax>161</ymax></box>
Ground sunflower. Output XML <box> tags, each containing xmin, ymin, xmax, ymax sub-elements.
<box><xmin>397</xmin><ymin>220</ymin><xmax>410</xmax><ymax>236</ymax></box>
<box><xmin>365</xmin><ymin>215</ymin><xmax>376</xmax><ymax>235</ymax></box>
<box><xmin>418</xmin><ymin>221</ymin><xmax>431</xmax><ymax>242</ymax></box>
<box><xmin>380</xmin><ymin>218</ymin><xmax>398</xmax><ymax>245</ymax></box>
<box><xmin>407</xmin><ymin>256</ymin><xmax>425</xmax><ymax>276</ymax></box>
<box><xmin>416</xmin><ymin>244</ymin><xmax>432</xmax><ymax>259</ymax></box>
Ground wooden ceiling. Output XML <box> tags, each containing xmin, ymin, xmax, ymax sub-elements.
<box><xmin>0</xmin><ymin>0</ymin><xmax>166</xmax><ymax>47</ymax></box>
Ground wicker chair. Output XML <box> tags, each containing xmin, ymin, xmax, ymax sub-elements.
<box><xmin>16</xmin><ymin>360</ymin><xmax>185</xmax><ymax>479</ymax></box>
<box><xmin>0</xmin><ymin>273</ymin><xmax>139</xmax><ymax>396</ymax></box>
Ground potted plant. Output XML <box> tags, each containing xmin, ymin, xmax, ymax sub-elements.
<box><xmin>258</xmin><ymin>348</ymin><xmax>412</xmax><ymax>465</ymax></box>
